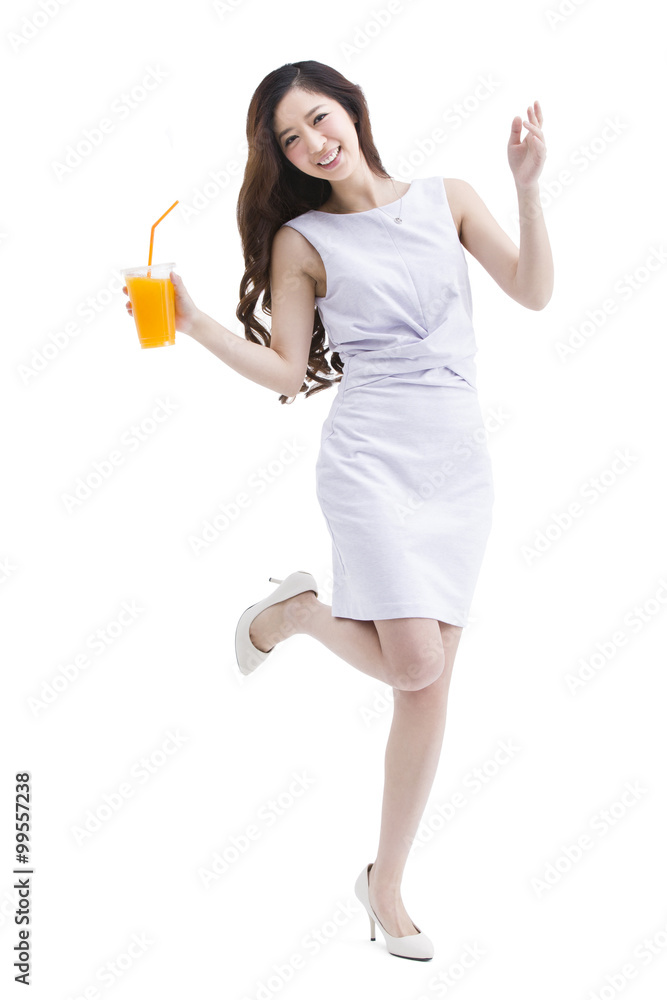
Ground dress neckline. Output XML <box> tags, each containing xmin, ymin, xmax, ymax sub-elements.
<box><xmin>310</xmin><ymin>180</ymin><xmax>415</xmax><ymax>217</ymax></box>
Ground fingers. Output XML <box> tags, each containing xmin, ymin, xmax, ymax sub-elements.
<box><xmin>526</xmin><ymin>99</ymin><xmax>543</xmax><ymax>126</ymax></box>
<box><xmin>512</xmin><ymin>100</ymin><xmax>542</xmax><ymax>140</ymax></box>
<box><xmin>522</xmin><ymin>120</ymin><xmax>545</xmax><ymax>149</ymax></box>
<box><xmin>522</xmin><ymin>100</ymin><xmax>545</xmax><ymax>145</ymax></box>
<box><xmin>509</xmin><ymin>114</ymin><xmax>523</xmax><ymax>138</ymax></box>
<box><xmin>522</xmin><ymin>119</ymin><xmax>541</xmax><ymax>135</ymax></box>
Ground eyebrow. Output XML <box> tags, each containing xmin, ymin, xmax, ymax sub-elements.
<box><xmin>276</xmin><ymin>104</ymin><xmax>326</xmax><ymax>142</ymax></box>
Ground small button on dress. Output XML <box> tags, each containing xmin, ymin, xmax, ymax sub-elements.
<box><xmin>282</xmin><ymin>176</ymin><xmax>494</xmax><ymax>627</ymax></box>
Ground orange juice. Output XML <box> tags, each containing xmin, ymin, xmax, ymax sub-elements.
<box><xmin>121</xmin><ymin>262</ymin><xmax>176</xmax><ymax>349</ymax></box>
<box><xmin>126</xmin><ymin>275</ymin><xmax>175</xmax><ymax>348</ymax></box>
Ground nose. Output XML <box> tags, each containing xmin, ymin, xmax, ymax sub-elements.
<box><xmin>308</xmin><ymin>133</ymin><xmax>327</xmax><ymax>156</ymax></box>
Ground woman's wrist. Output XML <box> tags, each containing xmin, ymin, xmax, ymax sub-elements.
<box><xmin>514</xmin><ymin>178</ymin><xmax>540</xmax><ymax>195</ymax></box>
<box><xmin>184</xmin><ymin>307</ymin><xmax>205</xmax><ymax>340</ymax></box>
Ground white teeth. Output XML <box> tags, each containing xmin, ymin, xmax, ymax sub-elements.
<box><xmin>318</xmin><ymin>145</ymin><xmax>340</xmax><ymax>166</ymax></box>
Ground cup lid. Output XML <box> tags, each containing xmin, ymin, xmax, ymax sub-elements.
<box><xmin>121</xmin><ymin>262</ymin><xmax>176</xmax><ymax>275</ymax></box>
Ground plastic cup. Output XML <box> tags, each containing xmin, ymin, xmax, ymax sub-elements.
<box><xmin>121</xmin><ymin>262</ymin><xmax>176</xmax><ymax>348</ymax></box>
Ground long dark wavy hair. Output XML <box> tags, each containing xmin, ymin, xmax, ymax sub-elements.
<box><xmin>235</xmin><ymin>60</ymin><xmax>391</xmax><ymax>404</ymax></box>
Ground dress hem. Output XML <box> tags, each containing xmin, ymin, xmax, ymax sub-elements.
<box><xmin>330</xmin><ymin>600</ymin><xmax>468</xmax><ymax>628</ymax></box>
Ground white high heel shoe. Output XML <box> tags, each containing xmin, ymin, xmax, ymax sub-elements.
<box><xmin>235</xmin><ymin>571</ymin><xmax>318</xmax><ymax>676</ymax></box>
<box><xmin>354</xmin><ymin>862</ymin><xmax>434</xmax><ymax>961</ymax></box>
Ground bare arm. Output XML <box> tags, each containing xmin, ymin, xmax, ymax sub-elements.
<box><xmin>512</xmin><ymin>182</ymin><xmax>553</xmax><ymax>310</ymax></box>
<box><xmin>187</xmin><ymin>311</ymin><xmax>294</xmax><ymax>396</ymax></box>
<box><xmin>447</xmin><ymin>177</ymin><xmax>553</xmax><ymax>310</ymax></box>
<box><xmin>184</xmin><ymin>226</ymin><xmax>317</xmax><ymax>397</ymax></box>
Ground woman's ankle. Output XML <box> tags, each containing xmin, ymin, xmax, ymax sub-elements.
<box><xmin>369</xmin><ymin>862</ymin><xmax>404</xmax><ymax>898</ymax></box>
<box><xmin>284</xmin><ymin>591</ymin><xmax>319</xmax><ymax>633</ymax></box>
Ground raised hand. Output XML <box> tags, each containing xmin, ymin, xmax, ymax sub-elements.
<box><xmin>508</xmin><ymin>100</ymin><xmax>546</xmax><ymax>189</ymax></box>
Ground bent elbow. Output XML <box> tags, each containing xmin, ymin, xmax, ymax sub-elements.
<box><xmin>284</xmin><ymin>375</ymin><xmax>306</xmax><ymax>398</ymax></box>
<box><xmin>525</xmin><ymin>289</ymin><xmax>553</xmax><ymax>311</ymax></box>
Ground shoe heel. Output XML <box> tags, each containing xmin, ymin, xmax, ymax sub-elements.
<box><xmin>368</xmin><ymin>913</ymin><xmax>376</xmax><ymax>941</ymax></box>
<box><xmin>269</xmin><ymin>572</ymin><xmax>309</xmax><ymax>584</ymax></box>
<box><xmin>236</xmin><ymin>571</ymin><xmax>319</xmax><ymax>676</ymax></box>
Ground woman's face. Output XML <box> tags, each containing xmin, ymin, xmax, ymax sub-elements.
<box><xmin>273</xmin><ymin>89</ymin><xmax>359</xmax><ymax>179</ymax></box>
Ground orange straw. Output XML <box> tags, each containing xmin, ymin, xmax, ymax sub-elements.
<box><xmin>147</xmin><ymin>199</ymin><xmax>179</xmax><ymax>275</ymax></box>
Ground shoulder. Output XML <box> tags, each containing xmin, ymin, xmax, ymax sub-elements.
<box><xmin>439</xmin><ymin>177</ymin><xmax>476</xmax><ymax>240</ymax></box>
<box><xmin>272</xmin><ymin>222</ymin><xmax>315</xmax><ymax>262</ymax></box>
<box><xmin>275</xmin><ymin>220</ymin><xmax>314</xmax><ymax>246</ymax></box>
<box><xmin>272</xmin><ymin>223</ymin><xmax>324</xmax><ymax>286</ymax></box>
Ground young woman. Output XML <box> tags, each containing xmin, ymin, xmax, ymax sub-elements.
<box><xmin>124</xmin><ymin>60</ymin><xmax>552</xmax><ymax>962</ymax></box>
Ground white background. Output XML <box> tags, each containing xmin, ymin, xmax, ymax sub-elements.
<box><xmin>2</xmin><ymin>0</ymin><xmax>666</xmax><ymax>997</ymax></box>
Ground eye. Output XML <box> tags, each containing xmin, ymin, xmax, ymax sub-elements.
<box><xmin>284</xmin><ymin>113</ymin><xmax>327</xmax><ymax>148</ymax></box>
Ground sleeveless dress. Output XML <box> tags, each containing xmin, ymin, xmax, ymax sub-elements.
<box><xmin>282</xmin><ymin>175</ymin><xmax>494</xmax><ymax>627</ymax></box>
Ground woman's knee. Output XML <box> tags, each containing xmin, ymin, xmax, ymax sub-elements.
<box><xmin>393</xmin><ymin>638</ymin><xmax>446</xmax><ymax>689</ymax></box>
<box><xmin>374</xmin><ymin>618</ymin><xmax>446</xmax><ymax>691</ymax></box>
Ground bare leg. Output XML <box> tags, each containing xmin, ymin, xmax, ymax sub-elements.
<box><xmin>369</xmin><ymin>623</ymin><xmax>461</xmax><ymax>938</ymax></box>
<box><xmin>249</xmin><ymin>593</ymin><xmax>462</xmax><ymax>937</ymax></box>
<box><xmin>249</xmin><ymin>593</ymin><xmax>443</xmax><ymax>690</ymax></box>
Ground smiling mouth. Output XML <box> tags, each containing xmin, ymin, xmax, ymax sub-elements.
<box><xmin>317</xmin><ymin>145</ymin><xmax>341</xmax><ymax>166</ymax></box>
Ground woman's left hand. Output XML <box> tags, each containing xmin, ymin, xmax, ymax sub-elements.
<box><xmin>508</xmin><ymin>100</ymin><xmax>546</xmax><ymax>188</ymax></box>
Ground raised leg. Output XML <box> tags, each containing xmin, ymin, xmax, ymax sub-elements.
<box><xmin>249</xmin><ymin>592</ymin><xmax>445</xmax><ymax>691</ymax></box>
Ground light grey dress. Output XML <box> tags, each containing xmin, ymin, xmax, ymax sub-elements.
<box><xmin>282</xmin><ymin>175</ymin><xmax>494</xmax><ymax>627</ymax></box>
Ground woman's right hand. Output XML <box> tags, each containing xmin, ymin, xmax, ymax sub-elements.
<box><xmin>122</xmin><ymin>271</ymin><xmax>200</xmax><ymax>337</ymax></box>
